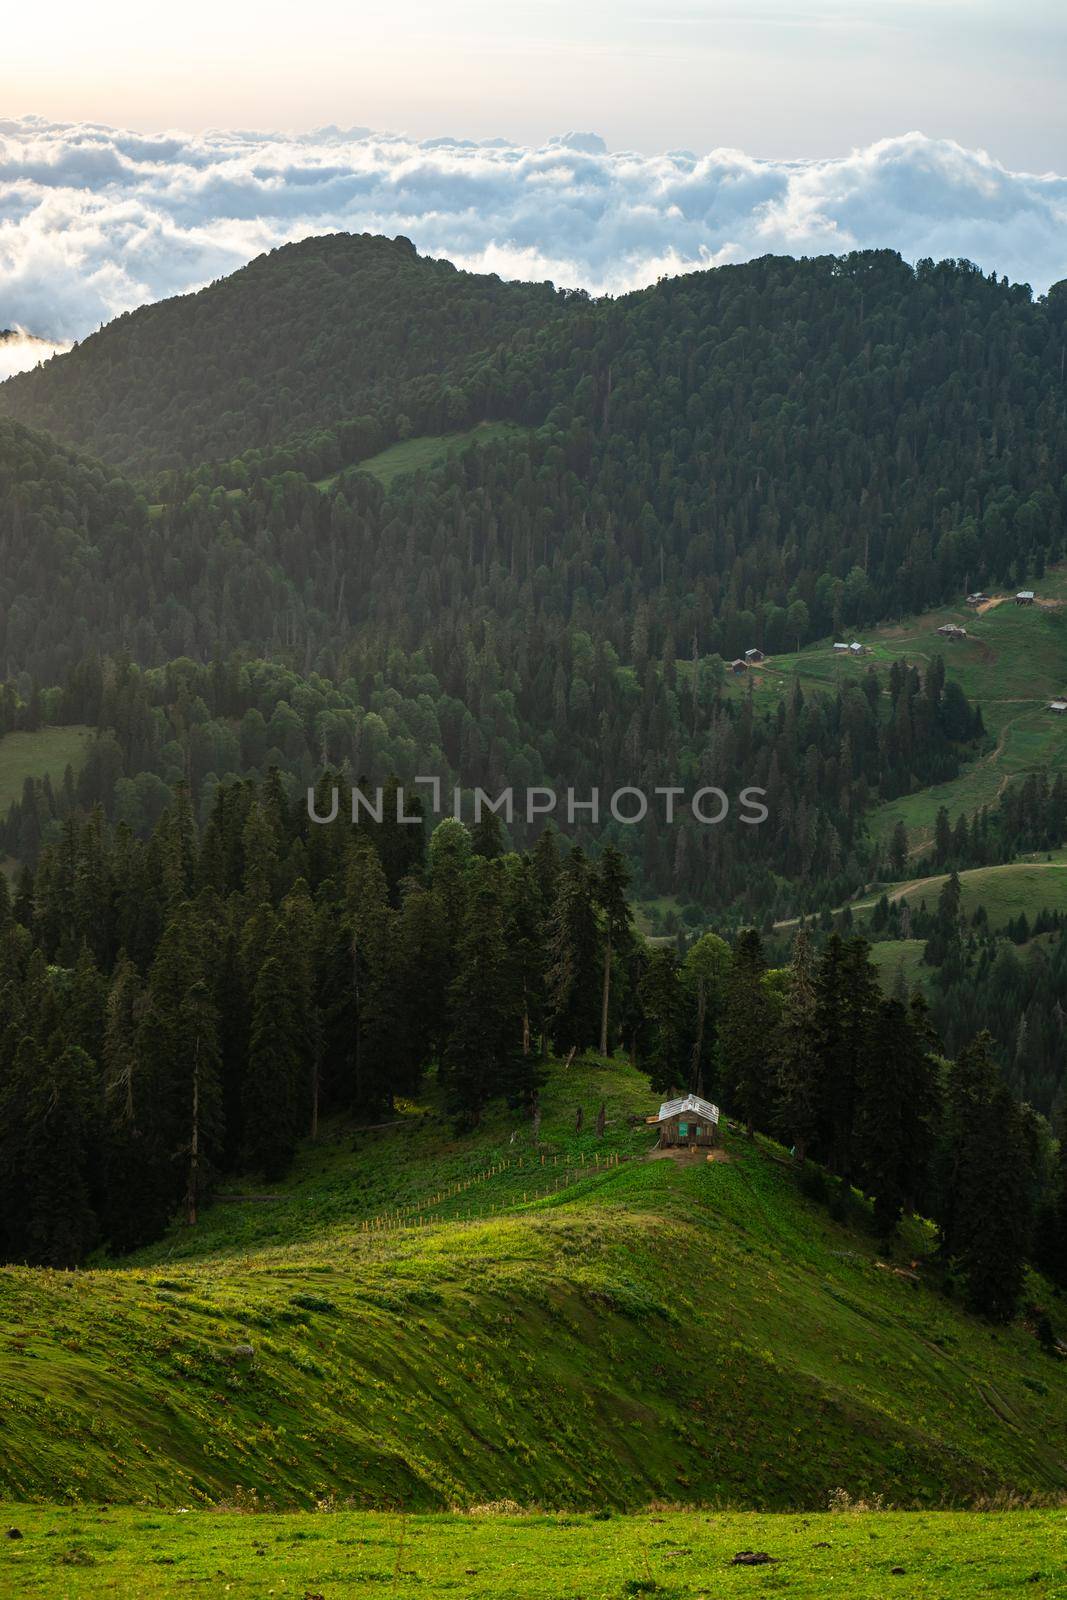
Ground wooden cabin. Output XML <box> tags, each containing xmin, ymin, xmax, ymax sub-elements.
<box><xmin>1016</xmin><ymin>591</ymin><xmax>1036</xmax><ymax>606</ymax></box>
<box><xmin>729</xmin><ymin>658</ymin><xmax>748</xmax><ymax>675</ymax></box>
<box><xmin>654</xmin><ymin>1093</ymin><xmax>720</xmax><ymax>1149</ymax></box>
<box><xmin>744</xmin><ymin>647</ymin><xmax>765</xmax><ymax>664</ymax></box>
<box><xmin>1049</xmin><ymin>700</ymin><xmax>1067</xmax><ymax>716</ymax></box>
<box><xmin>937</xmin><ymin>624</ymin><xmax>968</xmax><ymax>640</ymax></box>
<box><xmin>965</xmin><ymin>592</ymin><xmax>986</xmax><ymax>607</ymax></box>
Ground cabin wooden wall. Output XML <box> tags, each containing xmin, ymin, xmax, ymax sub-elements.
<box><xmin>658</xmin><ymin>1114</ymin><xmax>718</xmax><ymax>1149</ymax></box>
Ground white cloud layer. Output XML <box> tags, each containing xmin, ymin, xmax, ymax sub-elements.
<box><xmin>0</xmin><ymin>328</ymin><xmax>71</xmax><ymax>381</ymax></box>
<box><xmin>1</xmin><ymin>116</ymin><xmax>1065</xmax><ymax>372</ymax></box>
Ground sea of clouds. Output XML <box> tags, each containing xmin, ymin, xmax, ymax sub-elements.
<box><xmin>1</xmin><ymin>116</ymin><xmax>1065</xmax><ymax>373</ymax></box>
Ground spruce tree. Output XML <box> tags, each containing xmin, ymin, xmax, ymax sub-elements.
<box><xmin>774</xmin><ymin>928</ymin><xmax>820</xmax><ymax>1162</ymax></box>
<box><xmin>545</xmin><ymin>847</ymin><xmax>602</xmax><ymax>1053</ymax></box>
<box><xmin>442</xmin><ymin>882</ymin><xmax>524</xmax><ymax>1124</ymax></box>
<box><xmin>596</xmin><ymin>844</ymin><xmax>633</xmax><ymax>1056</ymax></box>
<box><xmin>245</xmin><ymin>943</ymin><xmax>306</xmax><ymax>1180</ymax></box>
<box><xmin>24</xmin><ymin>1043</ymin><xmax>100</xmax><ymax>1267</ymax></box>
<box><xmin>681</xmin><ymin>932</ymin><xmax>730</xmax><ymax>1097</ymax></box>
<box><xmin>942</xmin><ymin>1032</ymin><xmax>1031</xmax><ymax>1321</ymax></box>
<box><xmin>720</xmin><ymin>929</ymin><xmax>774</xmax><ymax>1137</ymax></box>
<box><xmin>138</xmin><ymin>906</ymin><xmax>223</xmax><ymax>1231</ymax></box>
<box><xmin>639</xmin><ymin>946</ymin><xmax>689</xmax><ymax>1095</ymax></box>
<box><xmin>855</xmin><ymin>998</ymin><xmax>936</xmax><ymax>1237</ymax></box>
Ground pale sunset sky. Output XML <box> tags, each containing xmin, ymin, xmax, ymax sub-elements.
<box><xmin>4</xmin><ymin>0</ymin><xmax>1064</xmax><ymax>165</ymax></box>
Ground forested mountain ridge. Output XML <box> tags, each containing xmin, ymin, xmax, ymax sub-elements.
<box><xmin>3</xmin><ymin>242</ymin><xmax>1066</xmax><ymax>639</ymax></box>
<box><xmin>0</xmin><ymin>233</ymin><xmax>576</xmax><ymax>474</ymax></box>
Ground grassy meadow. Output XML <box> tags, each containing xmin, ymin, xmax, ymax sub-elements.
<box><xmin>3</xmin><ymin>1504</ymin><xmax>1066</xmax><ymax>1598</ymax></box>
<box><xmin>0</xmin><ymin>724</ymin><xmax>90</xmax><ymax>813</ymax></box>
<box><xmin>314</xmin><ymin>422</ymin><xmax>527</xmax><ymax>491</ymax></box>
<box><xmin>728</xmin><ymin>566</ymin><xmax>1067</xmax><ymax>855</ymax></box>
<box><xmin>2</xmin><ymin>1058</ymin><xmax>1066</xmax><ymax>1518</ymax></box>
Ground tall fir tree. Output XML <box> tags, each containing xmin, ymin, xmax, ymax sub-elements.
<box><xmin>596</xmin><ymin>843</ymin><xmax>633</xmax><ymax>1057</ymax></box>
<box><xmin>774</xmin><ymin>928</ymin><xmax>820</xmax><ymax>1162</ymax></box>
<box><xmin>720</xmin><ymin>929</ymin><xmax>774</xmax><ymax>1136</ymax></box>
<box><xmin>545</xmin><ymin>847</ymin><xmax>603</xmax><ymax>1053</ymax></box>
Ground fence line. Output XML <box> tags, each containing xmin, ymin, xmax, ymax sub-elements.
<box><xmin>355</xmin><ymin>1150</ymin><xmax>628</xmax><ymax>1235</ymax></box>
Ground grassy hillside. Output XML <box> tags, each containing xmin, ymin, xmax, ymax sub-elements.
<box><xmin>880</xmin><ymin>854</ymin><xmax>1067</xmax><ymax>925</ymax></box>
<box><xmin>0</xmin><ymin>724</ymin><xmax>90</xmax><ymax>812</ymax></box>
<box><xmin>4</xmin><ymin>1504</ymin><xmax>1065</xmax><ymax>1598</ymax></box>
<box><xmin>2</xmin><ymin>1058</ymin><xmax>1065</xmax><ymax>1514</ymax></box>
<box><xmin>733</xmin><ymin>565</ymin><xmax>1067</xmax><ymax>855</ymax></box>
<box><xmin>314</xmin><ymin>421</ymin><xmax>527</xmax><ymax>491</ymax></box>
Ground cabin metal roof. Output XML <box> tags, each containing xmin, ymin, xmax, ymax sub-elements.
<box><xmin>656</xmin><ymin>1093</ymin><xmax>720</xmax><ymax>1124</ymax></box>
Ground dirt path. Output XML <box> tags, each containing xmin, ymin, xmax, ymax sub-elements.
<box><xmin>773</xmin><ymin>859</ymin><xmax>1065</xmax><ymax>932</ymax></box>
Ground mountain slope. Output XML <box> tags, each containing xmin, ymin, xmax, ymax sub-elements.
<box><xmin>0</xmin><ymin>234</ymin><xmax>572</xmax><ymax>474</ymax></box>
<box><xmin>2</xmin><ymin>1057</ymin><xmax>1064</xmax><ymax>1510</ymax></box>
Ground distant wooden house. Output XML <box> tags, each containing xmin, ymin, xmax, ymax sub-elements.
<box><xmin>937</xmin><ymin>624</ymin><xmax>968</xmax><ymax>640</ymax></box>
<box><xmin>833</xmin><ymin>641</ymin><xmax>849</xmax><ymax>653</ymax></box>
<box><xmin>1049</xmin><ymin>700</ymin><xmax>1067</xmax><ymax>715</ymax></box>
<box><xmin>729</xmin><ymin>658</ymin><xmax>748</xmax><ymax>675</ymax></box>
<box><xmin>654</xmin><ymin>1093</ymin><xmax>720</xmax><ymax>1149</ymax></box>
<box><xmin>744</xmin><ymin>647</ymin><xmax>765</xmax><ymax>664</ymax></box>
<box><xmin>965</xmin><ymin>592</ymin><xmax>986</xmax><ymax>607</ymax></box>
<box><xmin>849</xmin><ymin>641</ymin><xmax>863</xmax><ymax>654</ymax></box>
<box><xmin>1016</xmin><ymin>590</ymin><xmax>1036</xmax><ymax>606</ymax></box>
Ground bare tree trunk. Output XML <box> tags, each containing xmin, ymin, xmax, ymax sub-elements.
<box><xmin>595</xmin><ymin>1101</ymin><xmax>606</xmax><ymax>1138</ymax></box>
<box><xmin>351</xmin><ymin>932</ymin><xmax>362</xmax><ymax>1104</ymax></box>
<box><xmin>186</xmin><ymin>1036</ymin><xmax>200</xmax><ymax>1227</ymax></box>
<box><xmin>310</xmin><ymin>1010</ymin><xmax>322</xmax><ymax>1140</ymax></box>
<box><xmin>689</xmin><ymin>977</ymin><xmax>706</xmax><ymax>1093</ymax></box>
<box><xmin>599</xmin><ymin>937</ymin><xmax>612</xmax><ymax>1057</ymax></box>
<box><xmin>310</xmin><ymin>1065</ymin><xmax>319</xmax><ymax>1141</ymax></box>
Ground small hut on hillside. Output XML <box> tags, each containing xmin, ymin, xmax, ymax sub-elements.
<box><xmin>654</xmin><ymin>1093</ymin><xmax>720</xmax><ymax>1149</ymax></box>
<box><xmin>1016</xmin><ymin>590</ymin><xmax>1036</xmax><ymax>606</ymax></box>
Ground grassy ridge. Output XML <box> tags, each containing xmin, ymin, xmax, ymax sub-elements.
<box><xmin>2</xmin><ymin>1060</ymin><xmax>1065</xmax><ymax>1513</ymax></box>
<box><xmin>877</xmin><ymin>854</ymin><xmax>1067</xmax><ymax>925</ymax></box>
<box><xmin>3</xmin><ymin>1504</ymin><xmax>1066</xmax><ymax>1598</ymax></box>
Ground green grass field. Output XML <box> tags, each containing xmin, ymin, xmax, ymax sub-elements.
<box><xmin>779</xmin><ymin>848</ymin><xmax>1067</xmax><ymax>942</ymax></box>
<box><xmin>867</xmin><ymin>938</ymin><xmax>930</xmax><ymax>992</ymax></box>
<box><xmin>728</xmin><ymin>568</ymin><xmax>1067</xmax><ymax>854</ymax></box>
<box><xmin>314</xmin><ymin>422</ymin><xmax>527</xmax><ymax>491</ymax></box>
<box><xmin>0</xmin><ymin>724</ymin><xmax>90</xmax><ymax>813</ymax></box>
<box><xmin>3</xmin><ymin>1058</ymin><xmax>1066</xmax><ymax>1519</ymax></box>
<box><xmin>881</xmin><ymin>853</ymin><xmax>1067</xmax><ymax>925</ymax></box>
<box><xmin>3</xmin><ymin>1504</ymin><xmax>1065</xmax><ymax>1598</ymax></box>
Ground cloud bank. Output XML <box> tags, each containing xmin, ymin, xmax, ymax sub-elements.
<box><xmin>1</xmin><ymin>116</ymin><xmax>1065</xmax><ymax>371</ymax></box>
<box><xmin>0</xmin><ymin>328</ymin><xmax>71</xmax><ymax>382</ymax></box>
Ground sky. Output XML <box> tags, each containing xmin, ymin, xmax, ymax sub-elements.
<box><xmin>1</xmin><ymin>3</ymin><xmax>1065</xmax><ymax>364</ymax></box>
<box><xmin>4</xmin><ymin>1</ymin><xmax>1065</xmax><ymax>167</ymax></box>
